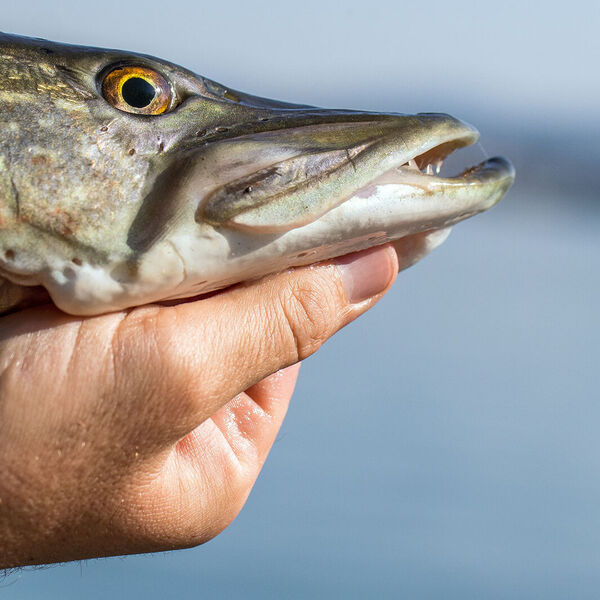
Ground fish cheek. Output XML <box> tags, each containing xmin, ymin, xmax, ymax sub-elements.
<box><xmin>126</xmin><ymin>158</ymin><xmax>195</xmax><ymax>255</ymax></box>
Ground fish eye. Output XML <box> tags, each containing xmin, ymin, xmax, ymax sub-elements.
<box><xmin>101</xmin><ymin>65</ymin><xmax>173</xmax><ymax>115</ymax></box>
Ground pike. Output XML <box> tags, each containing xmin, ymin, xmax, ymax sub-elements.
<box><xmin>0</xmin><ymin>33</ymin><xmax>514</xmax><ymax>315</ymax></box>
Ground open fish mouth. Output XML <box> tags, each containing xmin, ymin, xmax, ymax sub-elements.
<box><xmin>194</xmin><ymin>112</ymin><xmax>514</xmax><ymax>235</ymax></box>
<box><xmin>381</xmin><ymin>139</ymin><xmax>506</xmax><ymax>181</ymax></box>
<box><xmin>351</xmin><ymin>137</ymin><xmax>514</xmax><ymax>208</ymax></box>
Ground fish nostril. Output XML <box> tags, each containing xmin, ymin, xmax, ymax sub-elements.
<box><xmin>4</xmin><ymin>249</ymin><xmax>15</xmax><ymax>260</ymax></box>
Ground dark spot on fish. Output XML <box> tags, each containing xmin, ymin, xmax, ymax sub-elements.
<box><xmin>259</xmin><ymin>117</ymin><xmax>269</xmax><ymax>122</ymax></box>
<box><xmin>243</xmin><ymin>186</ymin><xmax>252</xmax><ymax>194</ymax></box>
<box><xmin>4</xmin><ymin>250</ymin><xmax>15</xmax><ymax>260</ymax></box>
<box><xmin>111</xmin><ymin>261</ymin><xmax>139</xmax><ymax>283</ymax></box>
<box><xmin>196</xmin><ymin>129</ymin><xmax>207</xmax><ymax>137</ymax></box>
<box><xmin>63</xmin><ymin>266</ymin><xmax>76</xmax><ymax>279</ymax></box>
<box><xmin>158</xmin><ymin>142</ymin><xmax>165</xmax><ymax>153</ymax></box>
<box><xmin>72</xmin><ymin>257</ymin><xmax>82</xmax><ymax>266</ymax></box>
<box><xmin>128</xmin><ymin>148</ymin><xmax>136</xmax><ymax>156</ymax></box>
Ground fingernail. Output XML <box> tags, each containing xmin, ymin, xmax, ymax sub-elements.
<box><xmin>335</xmin><ymin>245</ymin><xmax>397</xmax><ymax>304</ymax></box>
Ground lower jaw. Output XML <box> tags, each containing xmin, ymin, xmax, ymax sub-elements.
<box><xmin>163</xmin><ymin>165</ymin><xmax>507</xmax><ymax>299</ymax></box>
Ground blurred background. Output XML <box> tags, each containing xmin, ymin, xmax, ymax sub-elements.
<box><xmin>2</xmin><ymin>1</ymin><xmax>599</xmax><ymax>598</ymax></box>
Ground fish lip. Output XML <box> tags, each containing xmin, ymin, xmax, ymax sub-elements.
<box><xmin>359</xmin><ymin>150</ymin><xmax>516</xmax><ymax>194</ymax></box>
<box><xmin>432</xmin><ymin>155</ymin><xmax>516</xmax><ymax>187</ymax></box>
<box><xmin>350</xmin><ymin>154</ymin><xmax>515</xmax><ymax>219</ymax></box>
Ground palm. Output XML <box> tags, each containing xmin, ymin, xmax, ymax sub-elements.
<box><xmin>0</xmin><ymin>298</ymin><xmax>298</xmax><ymax>562</ymax></box>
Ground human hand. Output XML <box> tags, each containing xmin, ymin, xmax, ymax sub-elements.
<box><xmin>0</xmin><ymin>231</ymin><xmax>446</xmax><ymax>568</ymax></box>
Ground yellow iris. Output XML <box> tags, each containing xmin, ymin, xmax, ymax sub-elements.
<box><xmin>102</xmin><ymin>66</ymin><xmax>172</xmax><ymax>115</ymax></box>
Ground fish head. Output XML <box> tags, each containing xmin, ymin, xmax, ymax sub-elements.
<box><xmin>0</xmin><ymin>33</ymin><xmax>514</xmax><ymax>315</ymax></box>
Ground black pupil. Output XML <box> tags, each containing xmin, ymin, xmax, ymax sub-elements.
<box><xmin>121</xmin><ymin>77</ymin><xmax>156</xmax><ymax>108</ymax></box>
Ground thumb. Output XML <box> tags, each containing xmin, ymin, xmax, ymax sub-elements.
<box><xmin>116</xmin><ymin>243</ymin><xmax>398</xmax><ymax>440</ymax></box>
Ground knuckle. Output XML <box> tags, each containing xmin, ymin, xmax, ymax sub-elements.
<box><xmin>277</xmin><ymin>273</ymin><xmax>342</xmax><ymax>360</ymax></box>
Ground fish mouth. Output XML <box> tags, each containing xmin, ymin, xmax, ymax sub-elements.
<box><xmin>353</xmin><ymin>137</ymin><xmax>514</xmax><ymax>200</ymax></box>
<box><xmin>195</xmin><ymin>112</ymin><xmax>515</xmax><ymax>234</ymax></box>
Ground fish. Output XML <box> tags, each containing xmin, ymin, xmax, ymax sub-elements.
<box><xmin>0</xmin><ymin>33</ymin><xmax>514</xmax><ymax>316</ymax></box>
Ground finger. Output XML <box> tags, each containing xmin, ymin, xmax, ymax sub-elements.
<box><xmin>210</xmin><ymin>362</ymin><xmax>301</xmax><ymax>465</ymax></box>
<box><xmin>244</xmin><ymin>361</ymin><xmax>301</xmax><ymax>415</ymax></box>
<box><xmin>136</xmin><ymin>364</ymin><xmax>301</xmax><ymax>547</ymax></box>
<box><xmin>164</xmin><ymin>363</ymin><xmax>300</xmax><ymax>537</ymax></box>
<box><xmin>113</xmin><ymin>244</ymin><xmax>398</xmax><ymax>441</ymax></box>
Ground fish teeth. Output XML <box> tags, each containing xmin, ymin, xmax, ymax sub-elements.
<box><xmin>401</xmin><ymin>158</ymin><xmax>443</xmax><ymax>175</ymax></box>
